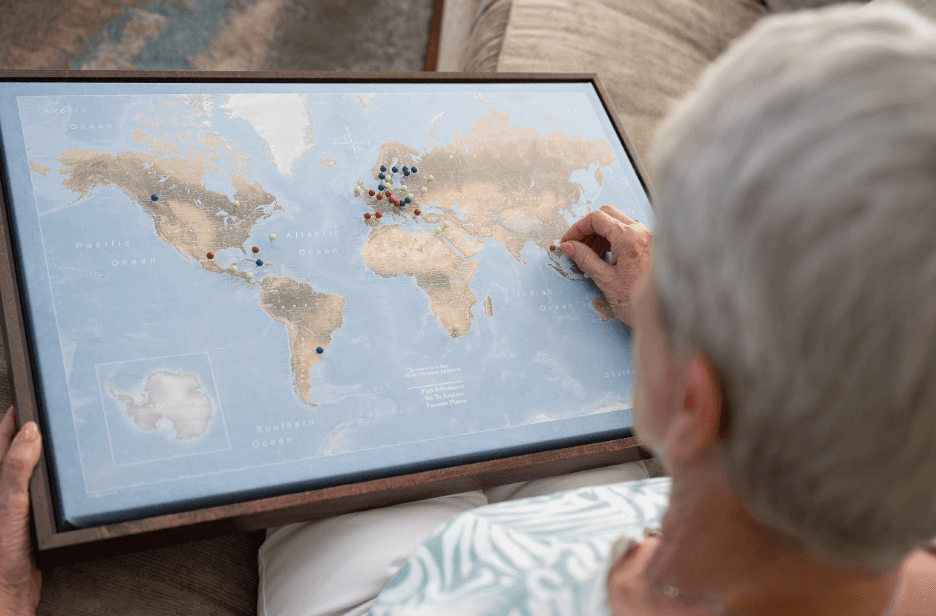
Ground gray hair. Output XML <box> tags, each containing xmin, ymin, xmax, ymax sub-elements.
<box><xmin>648</xmin><ymin>2</ymin><xmax>936</xmax><ymax>571</ymax></box>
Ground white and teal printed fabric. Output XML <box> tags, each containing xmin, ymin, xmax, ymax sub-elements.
<box><xmin>368</xmin><ymin>476</ymin><xmax>673</xmax><ymax>616</ymax></box>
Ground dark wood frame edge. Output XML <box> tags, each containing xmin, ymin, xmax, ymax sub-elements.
<box><xmin>0</xmin><ymin>70</ymin><xmax>656</xmax><ymax>567</ymax></box>
<box><xmin>424</xmin><ymin>0</ymin><xmax>445</xmax><ymax>71</ymax></box>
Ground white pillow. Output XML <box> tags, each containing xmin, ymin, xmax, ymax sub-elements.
<box><xmin>257</xmin><ymin>460</ymin><xmax>650</xmax><ymax>616</ymax></box>
<box><xmin>258</xmin><ymin>491</ymin><xmax>488</xmax><ymax>616</ymax></box>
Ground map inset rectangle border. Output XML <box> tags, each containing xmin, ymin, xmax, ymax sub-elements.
<box><xmin>0</xmin><ymin>70</ymin><xmax>655</xmax><ymax>567</ymax></box>
<box><xmin>94</xmin><ymin>352</ymin><xmax>232</xmax><ymax>471</ymax></box>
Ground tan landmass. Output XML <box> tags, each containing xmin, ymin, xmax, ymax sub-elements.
<box><xmin>362</xmin><ymin>225</ymin><xmax>478</xmax><ymax>337</ymax></box>
<box><xmin>197</xmin><ymin>132</ymin><xmax>253</xmax><ymax>174</ymax></box>
<box><xmin>133</xmin><ymin>111</ymin><xmax>165</xmax><ymax>130</ymax></box>
<box><xmin>419</xmin><ymin>215</ymin><xmax>484</xmax><ymax>259</ymax></box>
<box><xmin>353</xmin><ymin>93</ymin><xmax>376</xmax><ymax>112</ymax></box>
<box><xmin>484</xmin><ymin>296</ymin><xmax>493</xmax><ymax>317</ymax></box>
<box><xmin>176</xmin><ymin>94</ymin><xmax>216</xmax><ymax>119</ymax></box>
<box><xmin>592</xmin><ymin>293</ymin><xmax>615</xmax><ymax>322</ymax></box>
<box><xmin>28</xmin><ymin>161</ymin><xmax>49</xmax><ymax>176</ymax></box>
<box><xmin>57</xmin><ymin>147</ymin><xmax>280</xmax><ymax>279</ymax></box>
<box><xmin>110</xmin><ymin>371</ymin><xmax>214</xmax><ymax>441</ymax></box>
<box><xmin>546</xmin><ymin>255</ymin><xmax>585</xmax><ymax>281</ymax></box>
<box><xmin>132</xmin><ymin>129</ymin><xmax>179</xmax><ymax>156</ymax></box>
<box><xmin>319</xmin><ymin>157</ymin><xmax>336</xmax><ymax>167</ymax></box>
<box><xmin>371</xmin><ymin>109</ymin><xmax>615</xmax><ymax>263</ymax></box>
<box><xmin>259</xmin><ymin>277</ymin><xmax>345</xmax><ymax>407</ymax></box>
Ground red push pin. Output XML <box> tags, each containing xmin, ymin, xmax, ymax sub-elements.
<box><xmin>414</xmin><ymin>209</ymin><xmax>421</xmax><ymax>216</ymax></box>
<box><xmin>549</xmin><ymin>244</ymin><xmax>557</xmax><ymax>252</ymax></box>
<box><xmin>252</xmin><ymin>246</ymin><xmax>260</xmax><ymax>254</ymax></box>
<box><xmin>369</xmin><ymin>189</ymin><xmax>376</xmax><ymax>196</ymax></box>
<box><xmin>376</xmin><ymin>193</ymin><xmax>383</xmax><ymax>200</ymax></box>
<box><xmin>206</xmin><ymin>251</ymin><xmax>214</xmax><ymax>259</ymax></box>
<box><xmin>375</xmin><ymin>211</ymin><xmax>382</xmax><ymax>219</ymax></box>
<box><xmin>385</xmin><ymin>191</ymin><xmax>392</xmax><ymax>197</ymax></box>
<box><xmin>364</xmin><ymin>212</ymin><xmax>371</xmax><ymax>220</ymax></box>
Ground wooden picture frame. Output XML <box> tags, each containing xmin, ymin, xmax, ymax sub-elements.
<box><xmin>0</xmin><ymin>70</ymin><xmax>655</xmax><ymax>567</ymax></box>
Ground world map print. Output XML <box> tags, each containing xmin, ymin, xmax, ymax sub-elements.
<box><xmin>8</xmin><ymin>84</ymin><xmax>653</xmax><ymax>527</ymax></box>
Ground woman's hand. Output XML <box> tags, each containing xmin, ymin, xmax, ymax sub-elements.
<box><xmin>560</xmin><ymin>205</ymin><xmax>653</xmax><ymax>327</ymax></box>
<box><xmin>0</xmin><ymin>408</ymin><xmax>42</xmax><ymax>616</ymax></box>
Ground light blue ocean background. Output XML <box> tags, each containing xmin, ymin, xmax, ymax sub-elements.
<box><xmin>0</xmin><ymin>82</ymin><xmax>653</xmax><ymax>528</ymax></box>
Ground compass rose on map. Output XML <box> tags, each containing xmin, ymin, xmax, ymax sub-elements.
<box><xmin>333</xmin><ymin>127</ymin><xmax>368</xmax><ymax>153</ymax></box>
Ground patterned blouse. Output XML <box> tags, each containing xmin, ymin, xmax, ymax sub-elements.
<box><xmin>368</xmin><ymin>477</ymin><xmax>673</xmax><ymax>616</ymax></box>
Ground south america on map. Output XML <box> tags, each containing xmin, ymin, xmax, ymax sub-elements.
<box><xmin>11</xmin><ymin>85</ymin><xmax>653</xmax><ymax>526</ymax></box>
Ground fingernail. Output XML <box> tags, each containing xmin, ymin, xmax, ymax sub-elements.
<box><xmin>19</xmin><ymin>422</ymin><xmax>38</xmax><ymax>442</ymax></box>
<box><xmin>560</xmin><ymin>242</ymin><xmax>573</xmax><ymax>255</ymax></box>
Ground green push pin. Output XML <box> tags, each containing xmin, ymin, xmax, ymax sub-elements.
<box><xmin>420</xmin><ymin>187</ymin><xmax>427</xmax><ymax>193</ymax></box>
<box><xmin>269</xmin><ymin>233</ymin><xmax>276</xmax><ymax>240</ymax></box>
<box><xmin>229</xmin><ymin>264</ymin><xmax>238</xmax><ymax>272</ymax></box>
<box><xmin>245</xmin><ymin>272</ymin><xmax>253</xmax><ymax>279</ymax></box>
<box><xmin>452</xmin><ymin>326</ymin><xmax>459</xmax><ymax>332</ymax></box>
<box><xmin>442</xmin><ymin>223</ymin><xmax>449</xmax><ymax>228</ymax></box>
<box><xmin>435</xmin><ymin>228</ymin><xmax>442</xmax><ymax>234</ymax></box>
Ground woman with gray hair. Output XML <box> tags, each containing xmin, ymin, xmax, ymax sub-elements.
<box><xmin>368</xmin><ymin>2</ymin><xmax>936</xmax><ymax>614</ymax></box>
<box><xmin>576</xmin><ymin>1</ymin><xmax>936</xmax><ymax>612</ymax></box>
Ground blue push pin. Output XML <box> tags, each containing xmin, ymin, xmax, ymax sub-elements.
<box><xmin>151</xmin><ymin>194</ymin><xmax>159</xmax><ymax>201</ymax></box>
<box><xmin>411</xmin><ymin>166</ymin><xmax>418</xmax><ymax>173</ymax></box>
<box><xmin>391</xmin><ymin>166</ymin><xmax>398</xmax><ymax>173</ymax></box>
<box><xmin>378</xmin><ymin>172</ymin><xmax>386</xmax><ymax>180</ymax></box>
<box><xmin>380</xmin><ymin>165</ymin><xmax>387</xmax><ymax>172</ymax></box>
<box><xmin>256</xmin><ymin>259</ymin><xmax>263</xmax><ymax>266</ymax></box>
<box><xmin>378</xmin><ymin>184</ymin><xmax>386</xmax><ymax>191</ymax></box>
<box><xmin>316</xmin><ymin>346</ymin><xmax>324</xmax><ymax>354</ymax></box>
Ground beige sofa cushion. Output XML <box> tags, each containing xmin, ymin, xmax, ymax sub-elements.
<box><xmin>869</xmin><ymin>0</ymin><xmax>936</xmax><ymax>18</ymax></box>
<box><xmin>495</xmin><ymin>0</ymin><xmax>764</xmax><ymax>171</ymax></box>
<box><xmin>439</xmin><ymin>0</ymin><xmax>513</xmax><ymax>71</ymax></box>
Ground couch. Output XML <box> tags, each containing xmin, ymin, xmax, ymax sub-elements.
<box><xmin>23</xmin><ymin>0</ymin><xmax>932</xmax><ymax>614</ymax></box>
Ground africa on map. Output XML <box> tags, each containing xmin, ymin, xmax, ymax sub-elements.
<box><xmin>7</xmin><ymin>83</ymin><xmax>653</xmax><ymax>527</ymax></box>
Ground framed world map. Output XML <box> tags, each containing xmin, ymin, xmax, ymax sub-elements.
<box><xmin>0</xmin><ymin>71</ymin><xmax>654</xmax><ymax>565</ymax></box>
